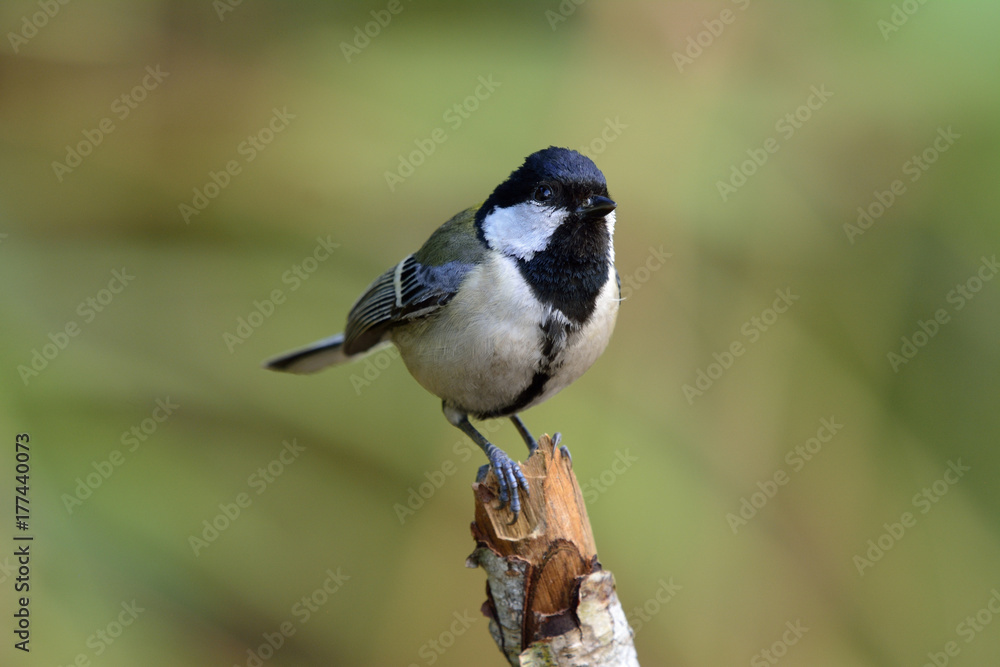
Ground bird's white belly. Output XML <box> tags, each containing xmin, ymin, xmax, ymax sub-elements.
<box><xmin>392</xmin><ymin>254</ymin><xmax>618</xmax><ymax>417</ymax></box>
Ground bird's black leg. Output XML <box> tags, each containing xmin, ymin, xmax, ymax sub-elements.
<box><xmin>511</xmin><ymin>416</ymin><xmax>570</xmax><ymax>463</ymax></box>
<box><xmin>443</xmin><ymin>403</ymin><xmax>529</xmax><ymax>520</ymax></box>
<box><xmin>509</xmin><ymin>414</ymin><xmax>538</xmax><ymax>454</ymax></box>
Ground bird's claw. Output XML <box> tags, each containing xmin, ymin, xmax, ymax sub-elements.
<box><xmin>488</xmin><ymin>449</ymin><xmax>529</xmax><ymax>522</ymax></box>
<box><xmin>549</xmin><ymin>432</ymin><xmax>572</xmax><ymax>465</ymax></box>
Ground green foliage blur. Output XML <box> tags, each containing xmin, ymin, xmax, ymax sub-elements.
<box><xmin>2</xmin><ymin>1</ymin><xmax>999</xmax><ymax>665</ymax></box>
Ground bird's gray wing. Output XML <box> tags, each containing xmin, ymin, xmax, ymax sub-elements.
<box><xmin>342</xmin><ymin>206</ymin><xmax>485</xmax><ymax>355</ymax></box>
<box><xmin>341</xmin><ymin>255</ymin><xmax>471</xmax><ymax>354</ymax></box>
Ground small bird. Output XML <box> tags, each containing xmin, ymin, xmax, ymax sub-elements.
<box><xmin>263</xmin><ymin>147</ymin><xmax>618</xmax><ymax>518</ymax></box>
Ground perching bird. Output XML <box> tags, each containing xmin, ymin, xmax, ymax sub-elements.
<box><xmin>263</xmin><ymin>147</ymin><xmax>618</xmax><ymax>518</ymax></box>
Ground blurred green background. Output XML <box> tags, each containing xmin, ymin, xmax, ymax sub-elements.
<box><xmin>2</xmin><ymin>1</ymin><xmax>999</xmax><ymax>665</ymax></box>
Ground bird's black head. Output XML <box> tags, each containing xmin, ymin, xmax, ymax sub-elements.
<box><xmin>476</xmin><ymin>147</ymin><xmax>616</xmax><ymax>261</ymax></box>
<box><xmin>476</xmin><ymin>147</ymin><xmax>617</xmax><ymax>324</ymax></box>
<box><xmin>480</xmin><ymin>146</ymin><xmax>612</xmax><ymax>216</ymax></box>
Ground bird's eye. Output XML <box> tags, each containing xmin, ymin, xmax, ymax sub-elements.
<box><xmin>534</xmin><ymin>184</ymin><xmax>555</xmax><ymax>203</ymax></box>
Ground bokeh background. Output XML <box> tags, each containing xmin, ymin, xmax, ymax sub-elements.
<box><xmin>2</xmin><ymin>1</ymin><xmax>999</xmax><ymax>665</ymax></box>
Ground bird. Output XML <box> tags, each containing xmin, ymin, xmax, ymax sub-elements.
<box><xmin>263</xmin><ymin>146</ymin><xmax>619</xmax><ymax>519</ymax></box>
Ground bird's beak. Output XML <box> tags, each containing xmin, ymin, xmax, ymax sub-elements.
<box><xmin>576</xmin><ymin>195</ymin><xmax>617</xmax><ymax>221</ymax></box>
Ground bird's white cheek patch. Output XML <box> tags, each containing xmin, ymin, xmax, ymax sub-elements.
<box><xmin>604</xmin><ymin>210</ymin><xmax>616</xmax><ymax>262</ymax></box>
<box><xmin>481</xmin><ymin>202</ymin><xmax>567</xmax><ymax>261</ymax></box>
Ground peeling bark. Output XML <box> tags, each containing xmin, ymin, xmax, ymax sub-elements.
<box><xmin>466</xmin><ymin>435</ymin><xmax>640</xmax><ymax>666</ymax></box>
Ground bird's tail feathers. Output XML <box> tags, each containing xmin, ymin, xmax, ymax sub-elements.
<box><xmin>262</xmin><ymin>334</ymin><xmax>353</xmax><ymax>374</ymax></box>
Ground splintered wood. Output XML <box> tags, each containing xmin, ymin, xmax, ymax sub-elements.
<box><xmin>467</xmin><ymin>436</ymin><xmax>639</xmax><ymax>667</ymax></box>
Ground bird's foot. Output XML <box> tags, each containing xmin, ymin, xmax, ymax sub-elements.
<box><xmin>550</xmin><ymin>432</ymin><xmax>572</xmax><ymax>465</ymax></box>
<box><xmin>476</xmin><ymin>464</ymin><xmax>490</xmax><ymax>484</ymax></box>
<box><xmin>486</xmin><ymin>448</ymin><xmax>529</xmax><ymax>523</ymax></box>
